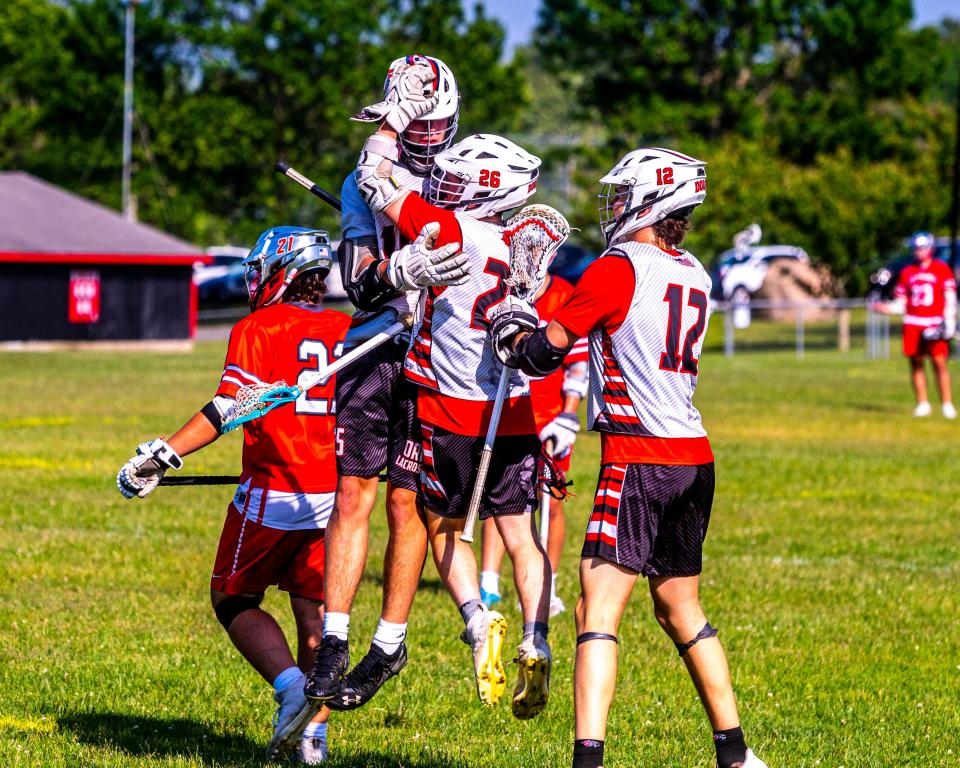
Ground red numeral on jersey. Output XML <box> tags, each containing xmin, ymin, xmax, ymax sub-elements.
<box><xmin>659</xmin><ymin>284</ymin><xmax>707</xmax><ymax>375</ymax></box>
<box><xmin>655</xmin><ymin>168</ymin><xmax>674</xmax><ymax>185</ymax></box>
<box><xmin>470</xmin><ymin>258</ymin><xmax>510</xmax><ymax>331</ymax></box>
<box><xmin>478</xmin><ymin>169</ymin><xmax>501</xmax><ymax>188</ymax></box>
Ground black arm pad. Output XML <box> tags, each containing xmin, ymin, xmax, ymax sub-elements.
<box><xmin>338</xmin><ymin>238</ymin><xmax>398</xmax><ymax>311</ymax></box>
<box><xmin>200</xmin><ymin>401</ymin><xmax>223</xmax><ymax>432</ymax></box>
<box><xmin>516</xmin><ymin>328</ymin><xmax>570</xmax><ymax>377</ymax></box>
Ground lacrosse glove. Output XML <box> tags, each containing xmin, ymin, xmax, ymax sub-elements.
<box><xmin>352</xmin><ymin>60</ymin><xmax>439</xmax><ymax>134</ymax></box>
<box><xmin>386</xmin><ymin>221</ymin><xmax>468</xmax><ymax>291</ymax></box>
<box><xmin>539</xmin><ymin>412</ymin><xmax>580</xmax><ymax>460</ymax></box>
<box><xmin>489</xmin><ymin>296</ymin><xmax>539</xmax><ymax>367</ymax></box>
<box><xmin>117</xmin><ymin>438</ymin><xmax>183</xmax><ymax>499</ymax></box>
<box><xmin>922</xmin><ymin>323</ymin><xmax>948</xmax><ymax>341</ymax></box>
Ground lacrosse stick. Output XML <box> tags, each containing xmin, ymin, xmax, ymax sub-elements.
<box><xmin>159</xmin><ymin>473</ymin><xmax>388</xmax><ymax>487</ymax></box>
<box><xmin>460</xmin><ymin>205</ymin><xmax>571</xmax><ymax>543</ymax></box>
<box><xmin>538</xmin><ymin>438</ymin><xmax>555</xmax><ymax>547</ymax></box>
<box><xmin>275</xmin><ymin>161</ymin><xmax>342</xmax><ymax>212</ymax></box>
<box><xmin>221</xmin><ymin>312</ymin><xmax>415</xmax><ymax>434</ymax></box>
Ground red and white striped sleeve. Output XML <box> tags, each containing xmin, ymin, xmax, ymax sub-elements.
<box><xmin>215</xmin><ymin>316</ymin><xmax>272</xmax><ymax>399</ymax></box>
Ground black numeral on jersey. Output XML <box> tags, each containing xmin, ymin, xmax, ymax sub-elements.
<box><xmin>470</xmin><ymin>259</ymin><xmax>510</xmax><ymax>331</ymax></box>
<box><xmin>659</xmin><ymin>284</ymin><xmax>707</xmax><ymax>375</ymax></box>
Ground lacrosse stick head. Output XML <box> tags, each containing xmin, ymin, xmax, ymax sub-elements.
<box><xmin>501</xmin><ymin>205</ymin><xmax>571</xmax><ymax>300</ymax></box>
<box><xmin>220</xmin><ymin>380</ymin><xmax>298</xmax><ymax>433</ymax></box>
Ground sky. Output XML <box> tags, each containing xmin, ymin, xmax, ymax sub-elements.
<box><xmin>469</xmin><ymin>0</ymin><xmax>960</xmax><ymax>56</ymax></box>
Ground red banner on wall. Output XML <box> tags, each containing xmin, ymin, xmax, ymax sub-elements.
<box><xmin>68</xmin><ymin>270</ymin><xmax>101</xmax><ymax>323</ymax></box>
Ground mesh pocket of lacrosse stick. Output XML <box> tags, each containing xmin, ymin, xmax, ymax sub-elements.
<box><xmin>501</xmin><ymin>204</ymin><xmax>572</xmax><ymax>300</ymax></box>
<box><xmin>220</xmin><ymin>380</ymin><xmax>300</xmax><ymax>433</ymax></box>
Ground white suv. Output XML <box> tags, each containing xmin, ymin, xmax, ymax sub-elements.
<box><xmin>712</xmin><ymin>244</ymin><xmax>810</xmax><ymax>303</ymax></box>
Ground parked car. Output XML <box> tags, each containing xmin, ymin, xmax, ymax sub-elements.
<box><xmin>710</xmin><ymin>244</ymin><xmax>810</xmax><ymax>303</ymax></box>
<box><xmin>868</xmin><ymin>236</ymin><xmax>958</xmax><ymax>302</ymax></box>
<box><xmin>549</xmin><ymin>243</ymin><xmax>596</xmax><ymax>285</ymax></box>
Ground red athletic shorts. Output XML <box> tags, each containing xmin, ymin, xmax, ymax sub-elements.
<box><xmin>902</xmin><ymin>325</ymin><xmax>949</xmax><ymax>358</ymax></box>
<box><xmin>210</xmin><ymin>505</ymin><xmax>325</xmax><ymax>599</ymax></box>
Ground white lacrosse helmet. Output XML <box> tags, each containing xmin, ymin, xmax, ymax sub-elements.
<box><xmin>428</xmin><ymin>134</ymin><xmax>541</xmax><ymax>219</ymax></box>
<box><xmin>385</xmin><ymin>54</ymin><xmax>460</xmax><ymax>173</ymax></box>
<box><xmin>598</xmin><ymin>147</ymin><xmax>707</xmax><ymax>245</ymax></box>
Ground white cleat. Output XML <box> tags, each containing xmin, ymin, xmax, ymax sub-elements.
<box><xmin>724</xmin><ymin>748</ymin><xmax>768</xmax><ymax>768</ymax></box>
<box><xmin>460</xmin><ymin>608</ymin><xmax>507</xmax><ymax>706</ymax></box>
<box><xmin>913</xmin><ymin>401</ymin><xmax>932</xmax><ymax>417</ymax></box>
<box><xmin>511</xmin><ymin>635</ymin><xmax>551</xmax><ymax>720</ymax></box>
<box><xmin>549</xmin><ymin>595</ymin><xmax>566</xmax><ymax>618</ymax></box>
<box><xmin>943</xmin><ymin>402</ymin><xmax>957</xmax><ymax>419</ymax></box>
<box><xmin>292</xmin><ymin>730</ymin><xmax>329</xmax><ymax>764</ymax></box>
<box><xmin>265</xmin><ymin>678</ymin><xmax>319</xmax><ymax>761</ymax></box>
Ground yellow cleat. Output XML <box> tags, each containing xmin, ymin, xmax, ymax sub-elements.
<box><xmin>461</xmin><ymin>608</ymin><xmax>507</xmax><ymax>706</ymax></box>
<box><xmin>511</xmin><ymin>636</ymin><xmax>551</xmax><ymax>720</ymax></box>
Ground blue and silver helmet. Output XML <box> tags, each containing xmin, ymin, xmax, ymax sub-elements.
<box><xmin>909</xmin><ymin>231</ymin><xmax>935</xmax><ymax>253</ymax></box>
<box><xmin>243</xmin><ymin>227</ymin><xmax>333</xmax><ymax>310</ymax></box>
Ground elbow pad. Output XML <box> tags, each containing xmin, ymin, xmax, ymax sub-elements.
<box><xmin>562</xmin><ymin>361</ymin><xmax>589</xmax><ymax>399</ymax></box>
<box><xmin>200</xmin><ymin>395</ymin><xmax>235</xmax><ymax>432</ymax></box>
<box><xmin>516</xmin><ymin>328</ymin><xmax>569</xmax><ymax>378</ymax></box>
<box><xmin>339</xmin><ymin>238</ymin><xmax>398</xmax><ymax>311</ymax></box>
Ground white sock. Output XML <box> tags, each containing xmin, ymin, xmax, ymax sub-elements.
<box><xmin>303</xmin><ymin>721</ymin><xmax>327</xmax><ymax>739</ymax></box>
<box><xmin>480</xmin><ymin>570</ymin><xmax>500</xmax><ymax>596</ymax></box>
<box><xmin>550</xmin><ymin>573</ymin><xmax>558</xmax><ymax>601</ymax></box>
<box><xmin>272</xmin><ymin>665</ymin><xmax>304</xmax><ymax>693</ymax></box>
<box><xmin>323</xmin><ymin>611</ymin><xmax>350</xmax><ymax>640</ymax></box>
<box><xmin>372</xmin><ymin>618</ymin><xmax>407</xmax><ymax>655</ymax></box>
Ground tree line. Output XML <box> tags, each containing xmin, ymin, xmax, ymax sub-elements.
<box><xmin>1</xmin><ymin>0</ymin><xmax>958</xmax><ymax>293</ymax></box>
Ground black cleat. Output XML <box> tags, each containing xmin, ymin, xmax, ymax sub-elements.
<box><xmin>304</xmin><ymin>636</ymin><xmax>350</xmax><ymax>702</ymax></box>
<box><xmin>326</xmin><ymin>642</ymin><xmax>408</xmax><ymax>711</ymax></box>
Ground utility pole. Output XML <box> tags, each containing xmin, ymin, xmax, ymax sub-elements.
<box><xmin>121</xmin><ymin>0</ymin><xmax>140</xmax><ymax>222</ymax></box>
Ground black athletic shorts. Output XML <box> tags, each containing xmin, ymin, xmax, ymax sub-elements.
<box><xmin>419</xmin><ymin>423</ymin><xmax>539</xmax><ymax>519</ymax></box>
<box><xmin>582</xmin><ymin>462</ymin><xmax>715</xmax><ymax>577</ymax></box>
<box><xmin>334</xmin><ymin>338</ymin><xmax>420</xmax><ymax>491</ymax></box>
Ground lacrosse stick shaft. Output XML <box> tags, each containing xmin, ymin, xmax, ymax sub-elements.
<box><xmin>460</xmin><ymin>366</ymin><xmax>512</xmax><ymax>543</ymax></box>
<box><xmin>538</xmin><ymin>438</ymin><xmax>555</xmax><ymax>547</ymax></box>
<box><xmin>301</xmin><ymin>320</ymin><xmax>407</xmax><ymax>391</ymax></box>
<box><xmin>275</xmin><ymin>161</ymin><xmax>342</xmax><ymax>212</ymax></box>
<box><xmin>159</xmin><ymin>474</ymin><xmax>388</xmax><ymax>486</ymax></box>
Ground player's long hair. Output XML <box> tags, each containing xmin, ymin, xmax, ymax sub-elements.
<box><xmin>653</xmin><ymin>207</ymin><xmax>693</xmax><ymax>248</ymax></box>
<box><xmin>283</xmin><ymin>272</ymin><xmax>327</xmax><ymax>305</ymax></box>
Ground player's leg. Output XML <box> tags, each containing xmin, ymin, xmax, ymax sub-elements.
<box><xmin>546</xmin><ymin>494</ymin><xmax>567</xmax><ymax>615</ymax></box>
<box><xmin>289</xmin><ymin>594</ymin><xmax>330</xmax><ymax>765</ymax></box>
<box><xmin>572</xmin><ymin>557</ymin><xmax>637</xmax><ymax>768</ymax></box>
<box><xmin>909</xmin><ymin>349</ymin><xmax>932</xmax><ymax>415</ymax></box>
<box><xmin>480</xmin><ymin>517</ymin><xmax>507</xmax><ymax>607</ymax></box>
<box><xmin>211</xmin><ymin>588</ymin><xmax>295</xmax><ymax>681</ymax></box>
<box><xmin>930</xmin><ymin>350</ymin><xmax>955</xmax><ymax>417</ymax></box>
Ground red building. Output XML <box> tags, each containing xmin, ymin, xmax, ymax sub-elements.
<box><xmin>0</xmin><ymin>172</ymin><xmax>208</xmax><ymax>345</ymax></box>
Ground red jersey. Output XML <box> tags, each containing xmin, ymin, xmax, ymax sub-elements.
<box><xmin>554</xmin><ymin>246</ymin><xmax>714</xmax><ymax>466</ymax></box>
<box><xmin>216</xmin><ymin>303</ymin><xmax>351</xmax><ymax>494</ymax></box>
<box><xmin>894</xmin><ymin>260</ymin><xmax>957</xmax><ymax>327</ymax></box>
<box><xmin>528</xmin><ymin>275</ymin><xmax>589</xmax><ymax>432</ymax></box>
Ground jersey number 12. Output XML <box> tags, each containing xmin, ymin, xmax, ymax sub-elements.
<box><xmin>659</xmin><ymin>284</ymin><xmax>707</xmax><ymax>375</ymax></box>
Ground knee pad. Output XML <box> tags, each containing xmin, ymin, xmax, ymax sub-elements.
<box><xmin>675</xmin><ymin>622</ymin><xmax>718</xmax><ymax>657</ymax></box>
<box><xmin>576</xmin><ymin>632</ymin><xmax>619</xmax><ymax>646</ymax></box>
<box><xmin>213</xmin><ymin>594</ymin><xmax>263</xmax><ymax>631</ymax></box>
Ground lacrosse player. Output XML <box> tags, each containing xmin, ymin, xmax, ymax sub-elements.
<box><xmin>872</xmin><ymin>231</ymin><xmax>957</xmax><ymax>418</ymax></box>
<box><xmin>480</xmin><ymin>273</ymin><xmax>589</xmax><ymax>616</ymax></box>
<box><xmin>491</xmin><ymin>149</ymin><xmax>768</xmax><ymax>768</ymax></box>
<box><xmin>305</xmin><ymin>54</ymin><xmax>470</xmax><ymax>711</ymax></box>
<box><xmin>349</xmin><ymin>84</ymin><xmax>556</xmax><ymax>717</ymax></box>
<box><xmin>116</xmin><ymin>228</ymin><xmax>349</xmax><ymax>764</ymax></box>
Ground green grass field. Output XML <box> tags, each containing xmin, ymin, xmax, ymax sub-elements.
<box><xmin>1</xmin><ymin>327</ymin><xmax>959</xmax><ymax>767</ymax></box>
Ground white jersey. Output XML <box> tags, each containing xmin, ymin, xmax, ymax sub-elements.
<box><xmin>340</xmin><ymin>166</ymin><xmax>425</xmax><ymax>317</ymax></box>
<box><xmin>587</xmin><ymin>241</ymin><xmax>712</xmax><ymax>439</ymax></box>
<box><xmin>405</xmin><ymin>215</ymin><xmax>529</xmax><ymax>403</ymax></box>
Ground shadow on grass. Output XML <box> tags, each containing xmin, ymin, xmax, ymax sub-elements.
<box><xmin>58</xmin><ymin>711</ymin><xmax>262</xmax><ymax>765</ymax></box>
<box><xmin>361</xmin><ymin>573</ymin><xmax>448</xmax><ymax>595</ymax></box>
<box><xmin>324</xmin><ymin>746</ymin><xmax>472</xmax><ymax>768</ymax></box>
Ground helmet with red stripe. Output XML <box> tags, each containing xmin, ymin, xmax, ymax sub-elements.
<box><xmin>243</xmin><ymin>227</ymin><xmax>333</xmax><ymax>311</ymax></box>
<box><xmin>384</xmin><ymin>54</ymin><xmax>459</xmax><ymax>174</ymax></box>
<box><xmin>598</xmin><ymin>147</ymin><xmax>707</xmax><ymax>246</ymax></box>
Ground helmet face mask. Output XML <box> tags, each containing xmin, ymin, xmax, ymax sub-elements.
<box><xmin>385</xmin><ymin>55</ymin><xmax>460</xmax><ymax>174</ymax></box>
<box><xmin>243</xmin><ymin>227</ymin><xmax>333</xmax><ymax>311</ymax></box>
<box><xmin>427</xmin><ymin>134</ymin><xmax>541</xmax><ymax>220</ymax></box>
<box><xmin>597</xmin><ymin>148</ymin><xmax>707</xmax><ymax>246</ymax></box>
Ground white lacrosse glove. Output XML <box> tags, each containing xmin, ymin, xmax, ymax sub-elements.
<box><xmin>385</xmin><ymin>222</ymin><xmax>468</xmax><ymax>291</ymax></box>
<box><xmin>352</xmin><ymin>60</ymin><xmax>439</xmax><ymax>134</ymax></box>
<box><xmin>116</xmin><ymin>438</ymin><xmax>183</xmax><ymax>499</ymax></box>
<box><xmin>539</xmin><ymin>412</ymin><xmax>580</xmax><ymax>460</ymax></box>
<box><xmin>489</xmin><ymin>296</ymin><xmax>539</xmax><ymax>368</ymax></box>
<box><xmin>922</xmin><ymin>323</ymin><xmax>948</xmax><ymax>341</ymax></box>
<box><xmin>945</xmin><ymin>319</ymin><xmax>957</xmax><ymax>339</ymax></box>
